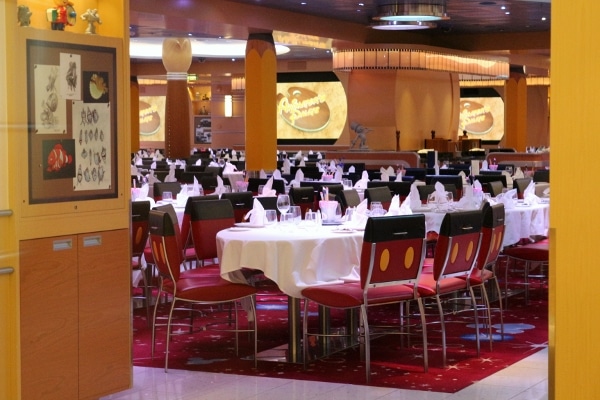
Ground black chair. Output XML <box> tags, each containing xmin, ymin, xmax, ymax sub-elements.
<box><xmin>473</xmin><ymin>174</ymin><xmax>507</xmax><ymax>188</ymax></box>
<box><xmin>319</xmin><ymin>183</ymin><xmax>344</xmax><ymax>200</ymax></box>
<box><xmin>417</xmin><ymin>184</ymin><xmax>457</xmax><ymax>202</ymax></box>
<box><xmin>513</xmin><ymin>177</ymin><xmax>533</xmax><ymax>199</ymax></box>
<box><xmin>288</xmin><ymin>186</ymin><xmax>315</xmax><ymax>215</ymax></box>
<box><xmin>425</xmin><ymin>175</ymin><xmax>463</xmax><ymax>199</ymax></box>
<box><xmin>486</xmin><ymin>181</ymin><xmax>505</xmax><ymax>197</ymax></box>
<box><xmin>203</xmin><ymin>166</ymin><xmax>223</xmax><ymax>176</ymax></box>
<box><xmin>364</xmin><ymin>186</ymin><xmax>393</xmax><ymax>209</ymax></box>
<box><xmin>533</xmin><ymin>169</ymin><xmax>549</xmax><ymax>183</ymax></box>
<box><xmin>336</xmin><ymin>189</ymin><xmax>361</xmax><ymax>210</ymax></box>
<box><xmin>255</xmin><ymin>196</ymin><xmax>278</xmax><ymax>213</ymax></box>
<box><xmin>221</xmin><ymin>191</ymin><xmax>254</xmax><ymax>223</ymax></box>
<box><xmin>153</xmin><ymin>182</ymin><xmax>181</xmax><ymax>201</ymax></box>
<box><xmin>366</xmin><ymin>181</ymin><xmax>412</xmax><ymax>199</ymax></box>
<box><xmin>403</xmin><ymin>168</ymin><xmax>427</xmax><ymax>181</ymax></box>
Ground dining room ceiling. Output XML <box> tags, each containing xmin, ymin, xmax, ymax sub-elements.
<box><xmin>129</xmin><ymin>0</ymin><xmax>551</xmax><ymax>73</ymax></box>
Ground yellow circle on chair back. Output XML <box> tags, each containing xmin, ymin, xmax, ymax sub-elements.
<box><xmin>379</xmin><ymin>249</ymin><xmax>390</xmax><ymax>271</ymax></box>
<box><xmin>451</xmin><ymin>243</ymin><xmax>458</xmax><ymax>263</ymax></box>
<box><xmin>404</xmin><ymin>247</ymin><xmax>415</xmax><ymax>269</ymax></box>
<box><xmin>466</xmin><ymin>240</ymin><xmax>474</xmax><ymax>261</ymax></box>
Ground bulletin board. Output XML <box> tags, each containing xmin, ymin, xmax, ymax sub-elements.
<box><xmin>26</xmin><ymin>39</ymin><xmax>118</xmax><ymax>204</ymax></box>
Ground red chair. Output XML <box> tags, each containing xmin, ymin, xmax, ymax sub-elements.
<box><xmin>220</xmin><ymin>191</ymin><xmax>254</xmax><ymax>223</ymax></box>
<box><xmin>364</xmin><ymin>186</ymin><xmax>392</xmax><ymax>210</ymax></box>
<box><xmin>190</xmin><ymin>199</ymin><xmax>236</xmax><ymax>268</ymax></box>
<box><xmin>288</xmin><ymin>186</ymin><xmax>315</xmax><ymax>216</ymax></box>
<box><xmin>179</xmin><ymin>195</ymin><xmax>219</xmax><ymax>263</ymax></box>
<box><xmin>301</xmin><ymin>214</ymin><xmax>429</xmax><ymax>382</ymax></box>
<box><xmin>148</xmin><ymin>209</ymin><xmax>258</xmax><ymax>371</ymax></box>
<box><xmin>502</xmin><ymin>238</ymin><xmax>549</xmax><ymax>307</ymax></box>
<box><xmin>131</xmin><ymin>200</ymin><xmax>152</xmax><ymax>324</ymax></box>
<box><xmin>463</xmin><ymin>203</ymin><xmax>506</xmax><ymax>348</ymax></box>
<box><xmin>417</xmin><ymin>210</ymin><xmax>483</xmax><ymax>367</ymax></box>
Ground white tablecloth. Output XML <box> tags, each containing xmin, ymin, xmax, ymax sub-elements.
<box><xmin>217</xmin><ymin>224</ymin><xmax>363</xmax><ymax>298</ymax></box>
<box><xmin>415</xmin><ymin>202</ymin><xmax>549</xmax><ymax>247</ymax></box>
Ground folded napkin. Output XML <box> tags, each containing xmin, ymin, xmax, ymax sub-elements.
<box><xmin>213</xmin><ymin>175</ymin><xmax>227</xmax><ymax>196</ymax></box>
<box><xmin>299</xmin><ymin>159</ymin><xmax>306</xmax><ymax>167</ymax></box>
<box><xmin>295</xmin><ymin>150</ymin><xmax>303</xmax><ymax>161</ymax></box>
<box><xmin>164</xmin><ymin>164</ymin><xmax>178</xmax><ymax>182</ymax></box>
<box><xmin>434</xmin><ymin>163</ymin><xmax>440</xmax><ymax>175</ymax></box>
<box><xmin>395</xmin><ymin>170</ymin><xmax>403</xmax><ymax>182</ymax></box>
<box><xmin>481</xmin><ymin>160</ymin><xmax>489</xmax><ymax>170</ymax></box>
<box><xmin>409</xmin><ymin>183</ymin><xmax>422</xmax><ymax>209</ymax></box>
<box><xmin>272</xmin><ymin>169</ymin><xmax>288</xmax><ymax>184</ymax></box>
<box><xmin>289</xmin><ymin>169</ymin><xmax>304</xmax><ymax>188</ymax></box>
<box><xmin>317</xmin><ymin>152</ymin><xmax>323</xmax><ymax>160</ymax></box>
<box><xmin>192</xmin><ymin>176</ymin><xmax>202</xmax><ymax>196</ymax></box>
<box><xmin>132</xmin><ymin>183</ymin><xmax>155</xmax><ymax>208</ymax></box>
<box><xmin>223</xmin><ymin>162</ymin><xmax>237</xmax><ymax>173</ymax></box>
<box><xmin>329</xmin><ymin>160</ymin><xmax>337</xmax><ymax>170</ymax></box>
<box><xmin>523</xmin><ymin>180</ymin><xmax>540</xmax><ymax>204</ymax></box>
<box><xmin>496</xmin><ymin>188</ymin><xmax>517</xmax><ymax>209</ymax></box>
<box><xmin>195</xmin><ymin>158</ymin><xmax>202</xmax><ymax>166</ymax></box>
<box><xmin>346</xmin><ymin>199</ymin><xmax>369</xmax><ymax>229</ymax></box>
<box><xmin>381</xmin><ymin>171</ymin><xmax>390</xmax><ymax>181</ymax></box>
<box><xmin>353</xmin><ymin>170</ymin><xmax>370</xmax><ymax>189</ymax></box>
<box><xmin>458</xmin><ymin>170</ymin><xmax>468</xmax><ymax>185</ymax></box>
<box><xmin>134</xmin><ymin>155</ymin><xmax>143</xmax><ymax>166</ymax></box>
<box><xmin>334</xmin><ymin>166</ymin><xmax>343</xmax><ymax>182</ymax></box>
<box><xmin>434</xmin><ymin>181</ymin><xmax>447</xmax><ymax>202</ymax></box>
<box><xmin>244</xmin><ymin>198</ymin><xmax>266</xmax><ymax>226</ymax></box>
<box><xmin>513</xmin><ymin>167</ymin><xmax>524</xmax><ymax>179</ymax></box>
<box><xmin>259</xmin><ymin>169</ymin><xmax>267</xmax><ymax>179</ymax></box>
<box><xmin>259</xmin><ymin>176</ymin><xmax>277</xmax><ymax>197</ymax></box>
<box><xmin>348</xmin><ymin>165</ymin><xmax>356</xmax><ymax>173</ymax></box>
<box><xmin>150</xmin><ymin>161</ymin><xmax>157</xmax><ymax>170</ymax></box>
<box><xmin>282</xmin><ymin>158</ymin><xmax>291</xmax><ymax>175</ymax></box>
<box><xmin>147</xmin><ymin>170</ymin><xmax>160</xmax><ymax>184</ymax></box>
<box><xmin>385</xmin><ymin>195</ymin><xmax>412</xmax><ymax>216</ymax></box>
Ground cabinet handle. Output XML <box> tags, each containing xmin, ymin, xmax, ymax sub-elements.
<box><xmin>0</xmin><ymin>267</ymin><xmax>14</xmax><ymax>275</ymax></box>
<box><xmin>0</xmin><ymin>209</ymin><xmax>13</xmax><ymax>217</ymax></box>
<box><xmin>53</xmin><ymin>239</ymin><xmax>73</xmax><ymax>251</ymax></box>
<box><xmin>83</xmin><ymin>235</ymin><xmax>102</xmax><ymax>247</ymax></box>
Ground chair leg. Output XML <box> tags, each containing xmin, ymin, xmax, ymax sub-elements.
<box><xmin>491</xmin><ymin>276</ymin><xmax>505</xmax><ymax>341</ymax></box>
<box><xmin>164</xmin><ymin>297</ymin><xmax>178</xmax><ymax>373</ymax></box>
<box><xmin>417</xmin><ymin>298</ymin><xmax>429</xmax><ymax>372</ymax></box>
<box><xmin>360</xmin><ymin>305</ymin><xmax>371</xmax><ymax>383</ymax></box>
<box><xmin>435</xmin><ymin>295</ymin><xmax>447</xmax><ymax>368</ymax></box>
<box><xmin>302</xmin><ymin>298</ymin><xmax>310</xmax><ymax>369</ymax></box>
<box><xmin>468</xmin><ymin>287</ymin><xmax>481</xmax><ymax>358</ymax></box>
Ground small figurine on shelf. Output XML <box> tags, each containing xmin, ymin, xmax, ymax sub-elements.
<box><xmin>349</xmin><ymin>122</ymin><xmax>372</xmax><ymax>150</ymax></box>
<box><xmin>81</xmin><ymin>9</ymin><xmax>102</xmax><ymax>34</ymax></box>
<box><xmin>17</xmin><ymin>5</ymin><xmax>32</xmax><ymax>27</ymax></box>
<box><xmin>47</xmin><ymin>0</ymin><xmax>76</xmax><ymax>31</ymax></box>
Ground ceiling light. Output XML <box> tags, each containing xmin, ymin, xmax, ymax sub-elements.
<box><xmin>371</xmin><ymin>20</ymin><xmax>437</xmax><ymax>30</ymax></box>
<box><xmin>373</xmin><ymin>1</ymin><xmax>449</xmax><ymax>23</ymax></box>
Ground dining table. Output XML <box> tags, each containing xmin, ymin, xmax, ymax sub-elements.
<box><xmin>216</xmin><ymin>221</ymin><xmax>363</xmax><ymax>362</ymax></box>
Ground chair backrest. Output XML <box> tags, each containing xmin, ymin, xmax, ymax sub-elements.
<box><xmin>247</xmin><ymin>178</ymin><xmax>286</xmax><ymax>195</ymax></box>
<box><xmin>476</xmin><ymin>203</ymin><xmax>506</xmax><ymax>271</ymax></box>
<box><xmin>180</xmin><ymin>195</ymin><xmax>220</xmax><ymax>248</ymax></box>
<box><xmin>425</xmin><ymin>175</ymin><xmax>463</xmax><ymax>199</ymax></box>
<box><xmin>336</xmin><ymin>189</ymin><xmax>361</xmax><ymax>209</ymax></box>
<box><xmin>486</xmin><ymin>180</ymin><xmax>505</xmax><ymax>197</ymax></box>
<box><xmin>403</xmin><ymin>168</ymin><xmax>427</xmax><ymax>181</ymax></box>
<box><xmin>367</xmin><ymin>181</ymin><xmax>412</xmax><ymax>199</ymax></box>
<box><xmin>190</xmin><ymin>199</ymin><xmax>235</xmax><ymax>261</ymax></box>
<box><xmin>431</xmin><ymin>210</ymin><xmax>483</xmax><ymax>280</ymax></box>
<box><xmin>417</xmin><ymin>184</ymin><xmax>457</xmax><ymax>202</ymax></box>
<box><xmin>131</xmin><ymin>201</ymin><xmax>151</xmax><ymax>258</ymax></box>
<box><xmin>360</xmin><ymin>214</ymin><xmax>427</xmax><ymax>291</ymax></box>
<box><xmin>288</xmin><ymin>186</ymin><xmax>315</xmax><ymax>214</ymax></box>
<box><xmin>319</xmin><ymin>184</ymin><xmax>344</xmax><ymax>199</ymax></box>
<box><xmin>152</xmin><ymin>203</ymin><xmax>184</xmax><ymax>254</ymax></box>
<box><xmin>364</xmin><ymin>186</ymin><xmax>393</xmax><ymax>208</ymax></box>
<box><xmin>221</xmin><ymin>191</ymin><xmax>254</xmax><ymax>223</ymax></box>
<box><xmin>474</xmin><ymin>174</ymin><xmax>507</xmax><ymax>188</ymax></box>
<box><xmin>148</xmin><ymin>209</ymin><xmax>183</xmax><ymax>283</ymax></box>
<box><xmin>203</xmin><ymin>165</ymin><xmax>223</xmax><ymax>176</ymax></box>
<box><xmin>153</xmin><ymin>182</ymin><xmax>182</xmax><ymax>201</ymax></box>
<box><xmin>255</xmin><ymin>196</ymin><xmax>278</xmax><ymax>211</ymax></box>
<box><xmin>513</xmin><ymin>177</ymin><xmax>533</xmax><ymax>199</ymax></box>
<box><xmin>533</xmin><ymin>169</ymin><xmax>549</xmax><ymax>183</ymax></box>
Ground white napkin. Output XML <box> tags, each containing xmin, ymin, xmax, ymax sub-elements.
<box><xmin>209</xmin><ymin>160</ymin><xmax>220</xmax><ymax>167</ymax></box>
<box><xmin>223</xmin><ymin>162</ymin><xmax>237</xmax><ymax>173</ymax></box>
<box><xmin>348</xmin><ymin>165</ymin><xmax>356</xmax><ymax>173</ymax></box>
<box><xmin>346</xmin><ymin>199</ymin><xmax>369</xmax><ymax>229</ymax></box>
<box><xmin>192</xmin><ymin>176</ymin><xmax>202</xmax><ymax>196</ymax></box>
<box><xmin>214</xmin><ymin>175</ymin><xmax>227</xmax><ymax>196</ymax></box>
<box><xmin>295</xmin><ymin>150</ymin><xmax>303</xmax><ymax>161</ymax></box>
<box><xmin>502</xmin><ymin>170</ymin><xmax>513</xmax><ymax>188</ymax></box>
<box><xmin>150</xmin><ymin>161</ymin><xmax>157</xmax><ymax>169</ymax></box>
<box><xmin>353</xmin><ymin>170</ymin><xmax>370</xmax><ymax>189</ymax></box>
<box><xmin>244</xmin><ymin>198</ymin><xmax>266</xmax><ymax>226</ymax></box>
<box><xmin>497</xmin><ymin>188</ymin><xmax>517</xmax><ymax>209</ymax></box>
<box><xmin>385</xmin><ymin>195</ymin><xmax>412</xmax><ymax>216</ymax></box>
<box><xmin>457</xmin><ymin>185</ymin><xmax>477</xmax><ymax>210</ymax></box>
<box><xmin>481</xmin><ymin>160</ymin><xmax>489</xmax><ymax>170</ymax></box>
<box><xmin>334</xmin><ymin>166</ymin><xmax>343</xmax><ymax>182</ymax></box>
<box><xmin>282</xmin><ymin>158</ymin><xmax>291</xmax><ymax>175</ymax></box>
<box><xmin>381</xmin><ymin>171</ymin><xmax>390</xmax><ymax>181</ymax></box>
<box><xmin>317</xmin><ymin>152</ymin><xmax>323</xmax><ymax>160</ymax></box>
<box><xmin>259</xmin><ymin>169</ymin><xmax>267</xmax><ymax>179</ymax></box>
<box><xmin>290</xmin><ymin>169</ymin><xmax>304</xmax><ymax>188</ymax></box>
<box><xmin>135</xmin><ymin>155</ymin><xmax>143</xmax><ymax>166</ymax></box>
<box><xmin>272</xmin><ymin>169</ymin><xmax>288</xmax><ymax>184</ymax></box>
<box><xmin>458</xmin><ymin>171</ymin><xmax>468</xmax><ymax>185</ymax></box>
<box><xmin>434</xmin><ymin>181</ymin><xmax>447</xmax><ymax>202</ymax></box>
<box><xmin>259</xmin><ymin>176</ymin><xmax>277</xmax><ymax>197</ymax></box>
<box><xmin>195</xmin><ymin>158</ymin><xmax>202</xmax><ymax>166</ymax></box>
<box><xmin>513</xmin><ymin>167</ymin><xmax>524</xmax><ymax>179</ymax></box>
<box><xmin>132</xmin><ymin>184</ymin><xmax>155</xmax><ymax>208</ymax></box>
<box><xmin>147</xmin><ymin>170</ymin><xmax>160</xmax><ymax>184</ymax></box>
<box><xmin>523</xmin><ymin>181</ymin><xmax>540</xmax><ymax>204</ymax></box>
<box><xmin>395</xmin><ymin>171</ymin><xmax>403</xmax><ymax>182</ymax></box>
<box><xmin>329</xmin><ymin>160</ymin><xmax>336</xmax><ymax>170</ymax></box>
<box><xmin>409</xmin><ymin>183</ymin><xmax>421</xmax><ymax>209</ymax></box>
<box><xmin>164</xmin><ymin>164</ymin><xmax>177</xmax><ymax>182</ymax></box>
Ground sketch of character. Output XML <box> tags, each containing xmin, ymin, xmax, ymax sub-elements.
<box><xmin>66</xmin><ymin>61</ymin><xmax>77</xmax><ymax>92</ymax></box>
<box><xmin>17</xmin><ymin>5</ymin><xmax>32</xmax><ymax>27</ymax></box>
<box><xmin>40</xmin><ymin>67</ymin><xmax>60</xmax><ymax>129</ymax></box>
<box><xmin>349</xmin><ymin>122</ymin><xmax>372</xmax><ymax>150</ymax></box>
<box><xmin>81</xmin><ymin>8</ymin><xmax>102</xmax><ymax>34</ymax></box>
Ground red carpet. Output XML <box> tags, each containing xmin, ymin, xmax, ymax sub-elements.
<box><xmin>132</xmin><ymin>279</ymin><xmax>548</xmax><ymax>394</ymax></box>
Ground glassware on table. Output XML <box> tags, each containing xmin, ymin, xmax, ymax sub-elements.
<box><xmin>257</xmin><ymin>185</ymin><xmax>265</xmax><ymax>195</ymax></box>
<box><xmin>281</xmin><ymin>213</ymin><xmax>295</xmax><ymax>225</ymax></box>
<box><xmin>223</xmin><ymin>185</ymin><xmax>231</xmax><ymax>193</ymax></box>
<box><xmin>265</xmin><ymin>209</ymin><xmax>278</xmax><ymax>225</ymax></box>
<box><xmin>162</xmin><ymin>191</ymin><xmax>173</xmax><ymax>201</ymax></box>
<box><xmin>277</xmin><ymin>194</ymin><xmax>291</xmax><ymax>218</ymax></box>
<box><xmin>289</xmin><ymin>206</ymin><xmax>302</xmax><ymax>224</ymax></box>
<box><xmin>304</xmin><ymin>210</ymin><xmax>317</xmax><ymax>226</ymax></box>
<box><xmin>370</xmin><ymin>201</ymin><xmax>385</xmax><ymax>216</ymax></box>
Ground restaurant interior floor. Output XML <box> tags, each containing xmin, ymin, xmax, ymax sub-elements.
<box><xmin>101</xmin><ymin>348</ymin><xmax>548</xmax><ymax>400</ymax></box>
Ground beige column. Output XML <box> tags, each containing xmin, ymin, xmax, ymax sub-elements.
<box><xmin>244</xmin><ymin>32</ymin><xmax>277</xmax><ymax>173</ymax></box>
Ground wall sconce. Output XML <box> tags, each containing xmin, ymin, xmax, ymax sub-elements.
<box><xmin>224</xmin><ymin>94</ymin><xmax>233</xmax><ymax>117</ymax></box>
<box><xmin>231</xmin><ymin>76</ymin><xmax>245</xmax><ymax>92</ymax></box>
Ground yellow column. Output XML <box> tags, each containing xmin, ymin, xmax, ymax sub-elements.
<box><xmin>504</xmin><ymin>76</ymin><xmax>528</xmax><ymax>151</ymax></box>
<box><xmin>162</xmin><ymin>38</ymin><xmax>192</xmax><ymax>159</ymax></box>
<box><xmin>551</xmin><ymin>1</ymin><xmax>600</xmax><ymax>398</ymax></box>
<box><xmin>244</xmin><ymin>33</ymin><xmax>277</xmax><ymax>173</ymax></box>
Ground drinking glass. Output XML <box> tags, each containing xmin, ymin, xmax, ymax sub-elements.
<box><xmin>265</xmin><ymin>210</ymin><xmax>278</xmax><ymax>225</ymax></box>
<box><xmin>370</xmin><ymin>201</ymin><xmax>385</xmax><ymax>216</ymax></box>
<box><xmin>289</xmin><ymin>206</ymin><xmax>302</xmax><ymax>224</ymax></box>
<box><xmin>305</xmin><ymin>210</ymin><xmax>318</xmax><ymax>226</ymax></box>
<box><xmin>334</xmin><ymin>202</ymin><xmax>343</xmax><ymax>222</ymax></box>
<box><xmin>277</xmin><ymin>194</ymin><xmax>291</xmax><ymax>217</ymax></box>
<box><xmin>427</xmin><ymin>193</ymin><xmax>438</xmax><ymax>210</ymax></box>
<box><xmin>257</xmin><ymin>185</ymin><xmax>265</xmax><ymax>195</ymax></box>
<box><xmin>162</xmin><ymin>191</ymin><xmax>173</xmax><ymax>201</ymax></box>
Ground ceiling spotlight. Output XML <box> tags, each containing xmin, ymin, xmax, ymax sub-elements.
<box><xmin>373</xmin><ymin>1</ymin><xmax>449</xmax><ymax>23</ymax></box>
<box><xmin>371</xmin><ymin>20</ymin><xmax>437</xmax><ymax>30</ymax></box>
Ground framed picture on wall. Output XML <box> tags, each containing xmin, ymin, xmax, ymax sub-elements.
<box><xmin>194</xmin><ymin>115</ymin><xmax>211</xmax><ymax>144</ymax></box>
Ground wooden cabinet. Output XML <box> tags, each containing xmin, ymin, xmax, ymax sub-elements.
<box><xmin>20</xmin><ymin>229</ymin><xmax>131</xmax><ymax>400</ymax></box>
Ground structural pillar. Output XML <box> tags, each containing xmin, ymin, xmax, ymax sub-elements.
<box><xmin>162</xmin><ymin>38</ymin><xmax>192</xmax><ymax>159</ymax></box>
<box><xmin>244</xmin><ymin>32</ymin><xmax>277</xmax><ymax>173</ymax></box>
<box><xmin>130</xmin><ymin>76</ymin><xmax>140</xmax><ymax>153</ymax></box>
<box><xmin>504</xmin><ymin>76</ymin><xmax>528</xmax><ymax>151</ymax></box>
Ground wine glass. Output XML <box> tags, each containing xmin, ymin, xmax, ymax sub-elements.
<box><xmin>276</xmin><ymin>194</ymin><xmax>290</xmax><ymax>219</ymax></box>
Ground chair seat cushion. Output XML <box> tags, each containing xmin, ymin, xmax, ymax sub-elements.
<box><xmin>503</xmin><ymin>242</ymin><xmax>549</xmax><ymax>262</ymax></box>
<box><xmin>417</xmin><ymin>272</ymin><xmax>469</xmax><ymax>297</ymax></box>
<box><xmin>302</xmin><ymin>282</ymin><xmax>416</xmax><ymax>309</ymax></box>
<box><xmin>175</xmin><ymin>277</ymin><xmax>257</xmax><ymax>302</ymax></box>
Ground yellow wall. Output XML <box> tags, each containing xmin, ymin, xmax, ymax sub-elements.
<box><xmin>550</xmin><ymin>1</ymin><xmax>600</xmax><ymax>398</ymax></box>
<box><xmin>1</xmin><ymin>0</ymin><xmax>130</xmax><ymax>398</ymax></box>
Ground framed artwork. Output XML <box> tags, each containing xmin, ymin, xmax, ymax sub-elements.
<box><xmin>26</xmin><ymin>39</ymin><xmax>118</xmax><ymax>204</ymax></box>
<box><xmin>193</xmin><ymin>115</ymin><xmax>212</xmax><ymax>144</ymax></box>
